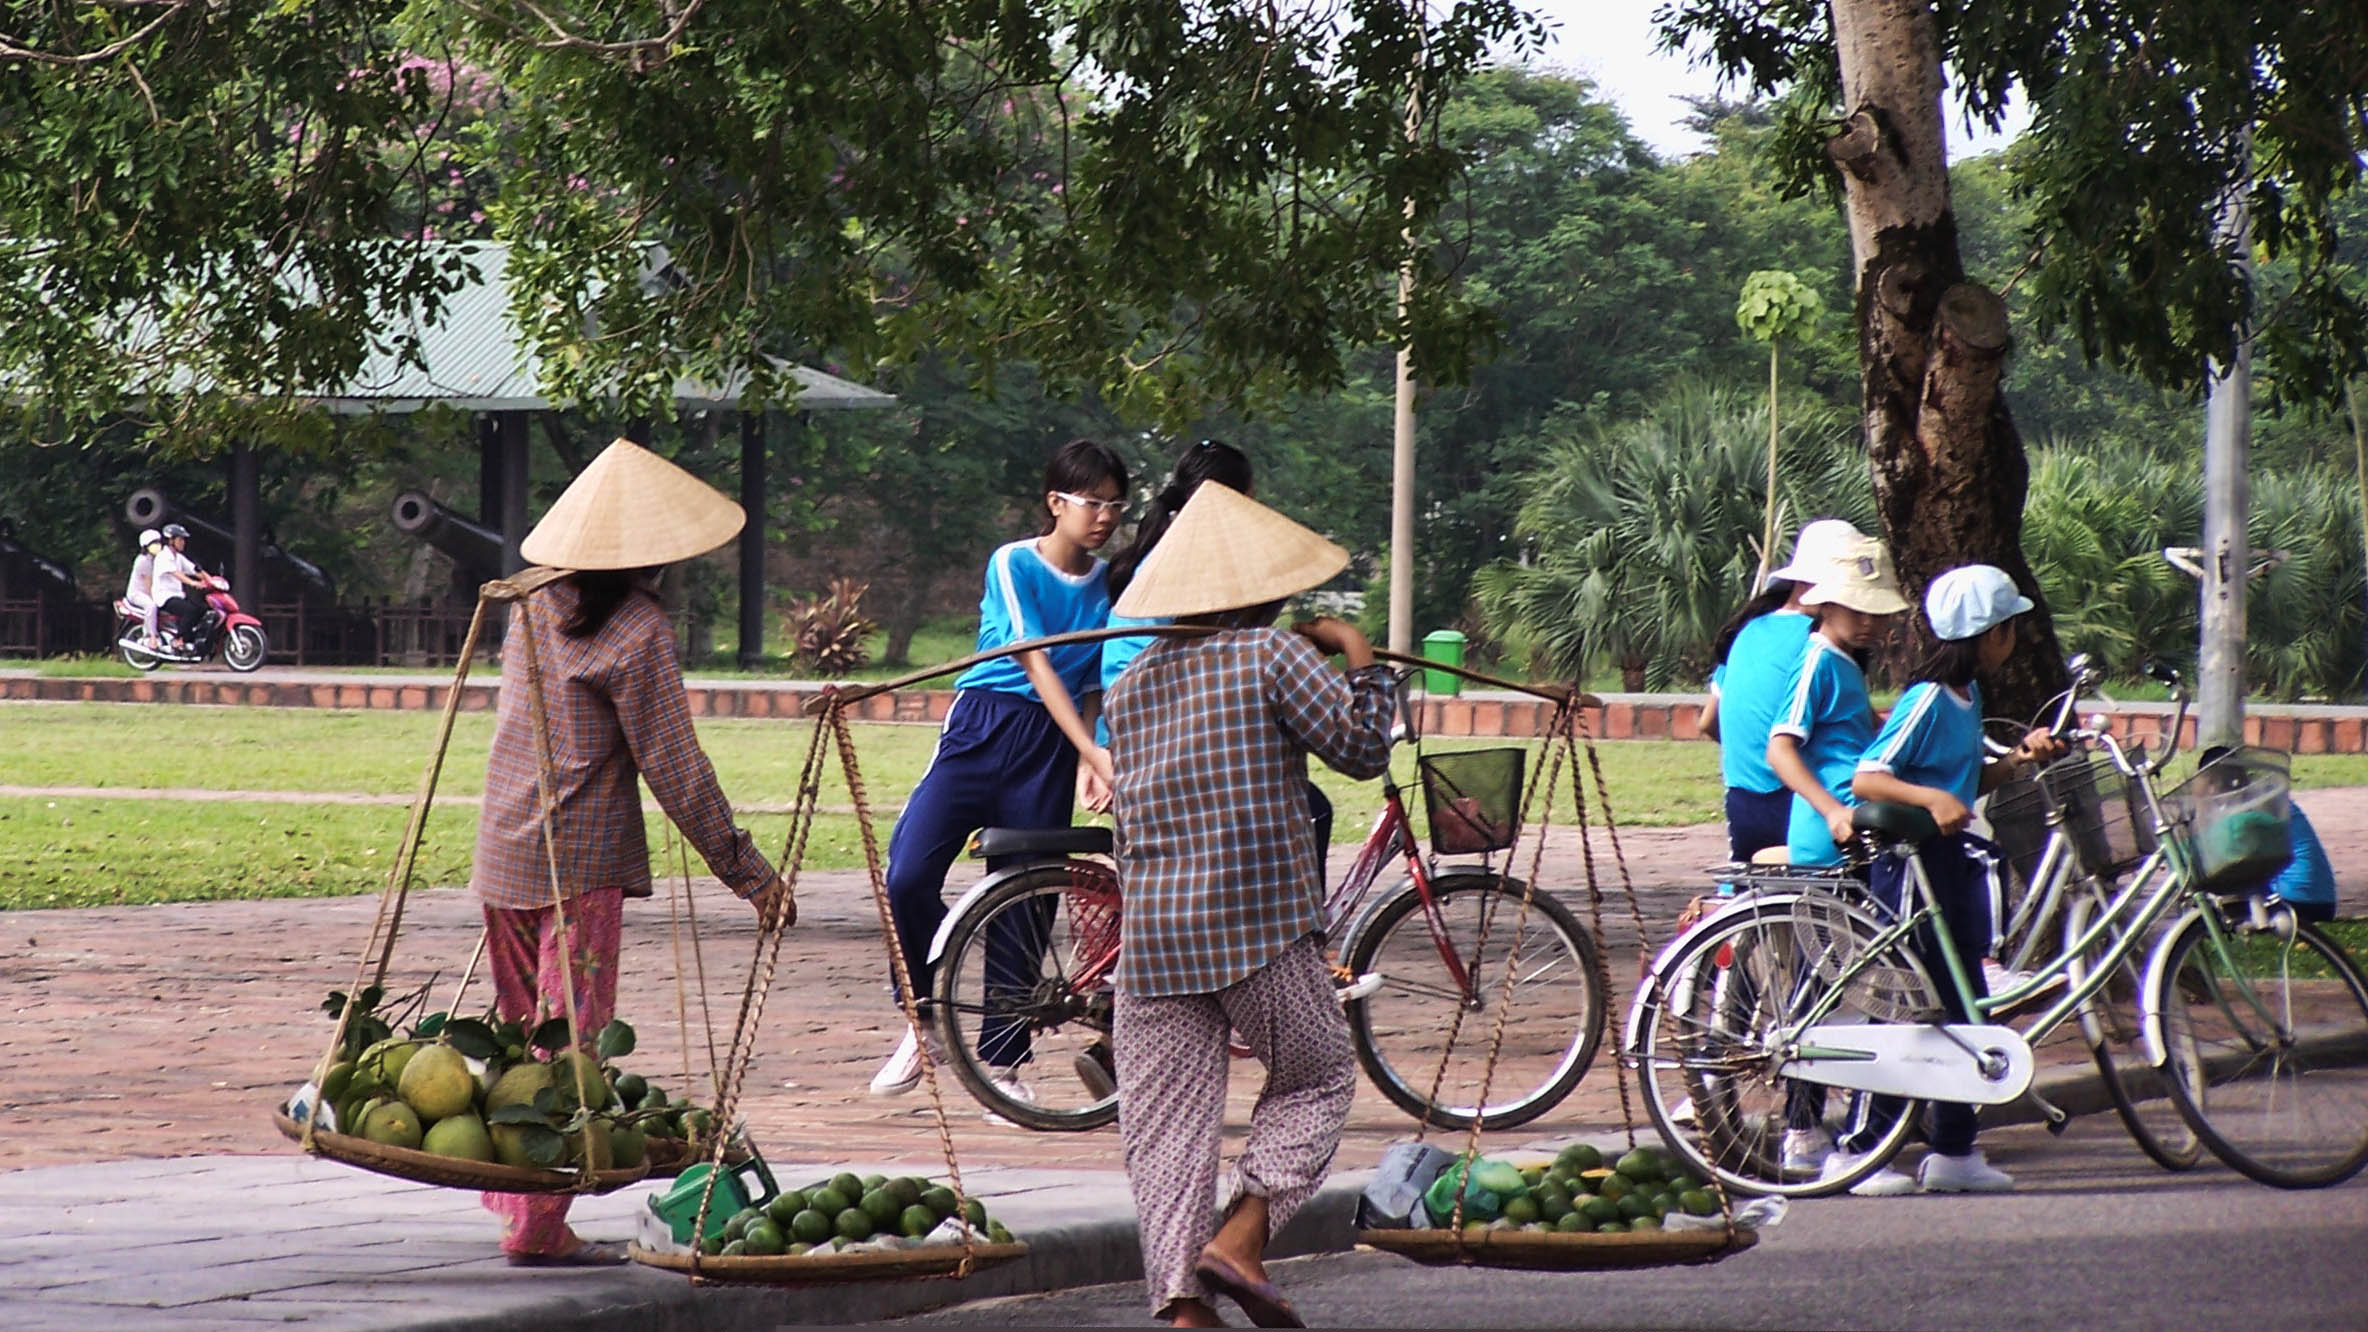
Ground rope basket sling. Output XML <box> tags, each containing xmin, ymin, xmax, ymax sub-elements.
<box><xmin>279</xmin><ymin>570</ymin><xmax>656</xmax><ymax>1195</ymax></box>
<box><xmin>1351</xmin><ymin>671</ymin><xmax>1760</xmax><ymax>1272</ymax></box>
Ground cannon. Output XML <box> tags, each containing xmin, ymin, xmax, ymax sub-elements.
<box><xmin>0</xmin><ymin>521</ymin><xmax>112</xmax><ymax>654</ymax></box>
<box><xmin>123</xmin><ymin>488</ymin><xmax>339</xmax><ymax>605</ymax></box>
<box><xmin>390</xmin><ymin>491</ymin><xmax>509</xmax><ymax>591</ymax></box>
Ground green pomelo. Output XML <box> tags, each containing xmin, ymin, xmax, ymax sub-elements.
<box><xmin>1556</xmin><ymin>1143</ymin><xmax>1604</xmax><ymax>1172</ymax></box>
<box><xmin>1500</xmin><ymin>1195</ymin><xmax>1541</xmax><ymax>1225</ymax></box>
<box><xmin>486</xmin><ymin>1063</ymin><xmax>555</xmax><ymax>1114</ymax></box>
<box><xmin>1554</xmin><ymin>1212</ymin><xmax>1590</xmax><ymax>1233</ymax></box>
<box><xmin>1579</xmin><ymin>1196</ymin><xmax>1622</xmax><ymax>1225</ymax></box>
<box><xmin>1596</xmin><ymin>1172</ymin><xmax>1632</xmax><ymax>1202</ymax></box>
<box><xmin>860</xmin><ymin>1189</ymin><xmax>902</xmax><ymax>1228</ymax></box>
<box><xmin>319</xmin><ymin>1061</ymin><xmax>356</xmax><ymax>1103</ymax></box>
<box><xmin>921</xmin><ymin>1186</ymin><xmax>959</xmax><ymax>1219</ymax></box>
<box><xmin>807</xmin><ymin>1187</ymin><xmax>851</xmax><ymax>1217</ymax></box>
<box><xmin>549</xmin><ymin>1051</ymin><xmax>611</xmax><ymax>1109</ymax></box>
<box><xmin>489</xmin><ymin>1123</ymin><xmax>541</xmax><ymax>1168</ymax></box>
<box><xmin>397</xmin><ymin>1045</ymin><xmax>477</xmax><ymax>1122</ymax></box>
<box><xmin>742</xmin><ymin>1221</ymin><xmax>786</xmax><ymax>1256</ymax></box>
<box><xmin>834</xmin><ymin>1209</ymin><xmax>874</xmax><ymax>1242</ymax></box>
<box><xmin>1616</xmin><ymin>1194</ymin><xmax>1653</xmax><ymax>1221</ymax></box>
<box><xmin>358</xmin><ymin>1100</ymin><xmax>423</xmax><ymax>1150</ymax></box>
<box><xmin>789</xmin><ymin>1210</ymin><xmax>833</xmax><ymax>1245</ymax></box>
<box><xmin>1615</xmin><ymin>1148</ymin><xmax>1663</xmax><ymax>1183</ymax></box>
<box><xmin>1680</xmin><ymin>1189</ymin><xmax>1720</xmax><ymax>1218</ymax></box>
<box><xmin>829</xmin><ymin>1172</ymin><xmax>865</xmax><ymax>1201</ymax></box>
<box><xmin>899</xmin><ymin>1204</ymin><xmax>938</xmax><ymax>1239</ymax></box>
<box><xmin>359</xmin><ymin>1038</ymin><xmax>420</xmax><ymax>1085</ymax></box>
<box><xmin>564</xmin><ymin>1120</ymin><xmax>614</xmax><ymax>1171</ymax></box>
<box><xmin>766</xmin><ymin>1191</ymin><xmax>810</xmax><ymax>1225</ymax></box>
<box><xmin>421</xmin><ymin>1111</ymin><xmax>495</xmax><ymax>1162</ymax></box>
<box><xmin>886</xmin><ymin>1177</ymin><xmax>924</xmax><ymax>1208</ymax></box>
<box><xmin>609</xmin><ymin>1124</ymin><xmax>647</xmax><ymax>1169</ymax></box>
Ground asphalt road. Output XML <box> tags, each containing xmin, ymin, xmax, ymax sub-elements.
<box><xmin>890</xmin><ymin>1114</ymin><xmax>2368</xmax><ymax>1329</ymax></box>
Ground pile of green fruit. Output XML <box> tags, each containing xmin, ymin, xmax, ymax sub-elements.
<box><xmin>1420</xmin><ymin>1144</ymin><xmax>1721</xmax><ymax>1236</ymax></box>
<box><xmin>700</xmin><ymin>1173</ymin><xmax>1018</xmax><ymax>1258</ymax></box>
<box><xmin>296</xmin><ymin>997</ymin><xmax>681</xmax><ymax>1174</ymax></box>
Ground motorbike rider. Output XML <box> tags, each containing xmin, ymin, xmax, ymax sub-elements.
<box><xmin>150</xmin><ymin>523</ymin><xmax>210</xmax><ymax>651</ymax></box>
<box><xmin>124</xmin><ymin>528</ymin><xmax>163</xmax><ymax>647</ymax></box>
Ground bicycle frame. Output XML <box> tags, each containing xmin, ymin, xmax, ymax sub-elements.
<box><xmin>1326</xmin><ymin>764</ymin><xmax>1488</xmax><ymax>1004</ymax></box>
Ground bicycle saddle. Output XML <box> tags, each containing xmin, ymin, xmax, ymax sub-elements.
<box><xmin>970</xmin><ymin>825</ymin><xmax>1115</xmax><ymax>859</ymax></box>
<box><xmin>1851</xmin><ymin>802</ymin><xmax>1942</xmax><ymax>845</ymax></box>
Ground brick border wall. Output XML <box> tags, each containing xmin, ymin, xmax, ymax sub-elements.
<box><xmin>5</xmin><ymin>675</ymin><xmax>2364</xmax><ymax>753</ymax></box>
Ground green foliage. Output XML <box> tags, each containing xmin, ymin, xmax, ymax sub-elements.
<box><xmin>1735</xmin><ymin>270</ymin><xmax>1821</xmax><ymax>345</ymax></box>
<box><xmin>1474</xmin><ymin>382</ymin><xmax>1859</xmax><ymax>688</ymax></box>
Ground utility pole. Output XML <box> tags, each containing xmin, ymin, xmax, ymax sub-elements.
<box><xmin>2197</xmin><ymin>146</ymin><xmax>2253</xmax><ymax>751</ymax></box>
<box><xmin>1386</xmin><ymin>51</ymin><xmax>1423</xmax><ymax>658</ymax></box>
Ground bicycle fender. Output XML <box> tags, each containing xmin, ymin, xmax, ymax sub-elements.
<box><xmin>2138</xmin><ymin>907</ymin><xmax>2206</xmax><ymax>1066</ymax></box>
<box><xmin>924</xmin><ymin>859</ymin><xmax>1101</xmax><ymax>965</ymax></box>
<box><xmin>1778</xmin><ymin>1023</ymin><xmax>2035</xmax><ymax>1104</ymax></box>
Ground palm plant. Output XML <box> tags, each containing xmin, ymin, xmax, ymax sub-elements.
<box><xmin>2020</xmin><ymin>440</ymin><xmax>2199</xmax><ymax>675</ymax></box>
<box><xmin>2249</xmin><ymin>468</ymin><xmax>2367</xmax><ymax>700</ymax></box>
<box><xmin>1475</xmin><ymin>381</ymin><xmax>1860</xmax><ymax>688</ymax></box>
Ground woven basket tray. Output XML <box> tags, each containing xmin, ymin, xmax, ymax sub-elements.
<box><xmin>272</xmin><ymin>1111</ymin><xmax>651</xmax><ymax>1195</ymax></box>
<box><xmin>628</xmin><ymin>1239</ymin><xmax>1028</xmax><ymax>1285</ymax></box>
<box><xmin>1357</xmin><ymin>1224</ymin><xmax>1755</xmax><ymax>1271</ymax></box>
<box><xmin>639</xmin><ymin>1135</ymin><xmax>754</xmax><ymax>1179</ymax></box>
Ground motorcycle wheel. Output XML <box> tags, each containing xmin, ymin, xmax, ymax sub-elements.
<box><xmin>120</xmin><ymin>623</ymin><xmax>163</xmax><ymax>673</ymax></box>
<box><xmin>223</xmin><ymin>624</ymin><xmax>268</xmax><ymax>673</ymax></box>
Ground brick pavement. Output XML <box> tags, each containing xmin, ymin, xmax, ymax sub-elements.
<box><xmin>4</xmin><ymin>795</ymin><xmax>2361</xmax><ymax>1178</ymax></box>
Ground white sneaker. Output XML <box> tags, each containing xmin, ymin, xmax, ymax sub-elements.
<box><xmin>867</xmin><ymin>1027</ymin><xmax>945</xmax><ymax>1097</ymax></box>
<box><xmin>1918</xmin><ymin>1149</ymin><xmax>2015</xmax><ymax>1193</ymax></box>
<box><xmin>1820</xmin><ymin>1149</ymin><xmax>1916</xmax><ymax>1197</ymax></box>
<box><xmin>1781</xmin><ymin>1127</ymin><xmax>1836</xmax><ymax>1173</ymax></box>
<box><xmin>981</xmin><ymin>1070</ymin><xmax>1036</xmax><ymax>1127</ymax></box>
<box><xmin>1669</xmin><ymin>1096</ymin><xmax>1698</xmax><ymax>1128</ymax></box>
<box><xmin>1334</xmin><ymin>971</ymin><xmax>1385</xmax><ymax>1002</ymax></box>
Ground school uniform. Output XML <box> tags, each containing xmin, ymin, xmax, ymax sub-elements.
<box><xmin>2264</xmin><ymin>806</ymin><xmax>2337</xmax><ymax>923</ymax></box>
<box><xmin>1838</xmin><ymin>679</ymin><xmax>1995</xmax><ymax>1159</ymax></box>
<box><xmin>883</xmin><ymin>539</ymin><xmax>1109</xmax><ymax>1037</ymax></box>
<box><xmin>1769</xmin><ymin>633</ymin><xmax>1878</xmax><ymax>867</ymax></box>
<box><xmin>1711</xmin><ymin>610</ymin><xmax>1813</xmax><ymax>859</ymax></box>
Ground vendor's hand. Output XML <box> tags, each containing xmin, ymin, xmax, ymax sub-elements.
<box><xmin>1925</xmin><ymin>792</ymin><xmax>1973</xmax><ymax>836</ymax></box>
<box><xmin>1293</xmin><ymin>617</ymin><xmax>1375</xmax><ymax>669</ymax></box>
<box><xmin>1823</xmin><ymin>805</ymin><xmax>1858</xmax><ymax>848</ymax></box>
<box><xmin>1077</xmin><ymin>756</ymin><xmax>1113</xmax><ymax>814</ymax></box>
<box><xmin>2014</xmin><ymin>727</ymin><xmax>2067</xmax><ymax>767</ymax></box>
<box><xmin>749</xmin><ymin>875</ymin><xmax>796</xmax><ymax>930</ymax></box>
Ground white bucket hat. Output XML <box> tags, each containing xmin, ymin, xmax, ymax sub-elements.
<box><xmin>1768</xmin><ymin>518</ymin><xmax>1870</xmax><ymax>585</ymax></box>
<box><xmin>1926</xmin><ymin>564</ymin><xmax>2036</xmax><ymax>641</ymax></box>
<box><xmin>1798</xmin><ymin>535</ymin><xmax>1910</xmax><ymax>616</ymax></box>
<box><xmin>519</xmin><ymin>438</ymin><xmax>745</xmax><ymax>572</ymax></box>
<box><xmin>1111</xmin><ymin>483</ymin><xmax>1347</xmax><ymax>619</ymax></box>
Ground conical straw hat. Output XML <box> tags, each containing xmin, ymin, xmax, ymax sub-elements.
<box><xmin>1113</xmin><ymin>482</ymin><xmax>1348</xmax><ymax>619</ymax></box>
<box><xmin>519</xmin><ymin>438</ymin><xmax>745</xmax><ymax>571</ymax></box>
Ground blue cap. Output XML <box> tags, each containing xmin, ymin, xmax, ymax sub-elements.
<box><xmin>1925</xmin><ymin>564</ymin><xmax>2035</xmax><ymax>641</ymax></box>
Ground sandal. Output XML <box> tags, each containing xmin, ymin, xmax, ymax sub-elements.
<box><xmin>506</xmin><ymin>1240</ymin><xmax>629</xmax><ymax>1268</ymax></box>
<box><xmin>1194</xmin><ymin>1250</ymin><xmax>1304</xmax><ymax>1328</ymax></box>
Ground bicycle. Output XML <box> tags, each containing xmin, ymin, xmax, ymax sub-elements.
<box><xmin>925</xmin><ymin>672</ymin><xmax>1609</xmax><ymax>1133</ymax></box>
<box><xmin>1627</xmin><ymin>660</ymin><xmax>2368</xmax><ymax>1195</ymax></box>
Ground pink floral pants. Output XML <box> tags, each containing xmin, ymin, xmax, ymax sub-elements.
<box><xmin>478</xmin><ymin>886</ymin><xmax>622</xmax><ymax>1257</ymax></box>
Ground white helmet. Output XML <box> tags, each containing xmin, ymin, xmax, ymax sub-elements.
<box><xmin>138</xmin><ymin>527</ymin><xmax>161</xmax><ymax>549</ymax></box>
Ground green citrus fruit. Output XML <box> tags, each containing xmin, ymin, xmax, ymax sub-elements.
<box><xmin>1596</xmin><ymin>1220</ymin><xmax>1628</xmax><ymax>1234</ymax></box>
<box><xmin>1629</xmin><ymin>1215</ymin><xmax>1663</xmax><ymax>1231</ymax></box>
<box><xmin>724</xmin><ymin>1210</ymin><xmax>758</xmax><ymax>1241</ymax></box>
<box><xmin>1595</xmin><ymin>1172</ymin><xmax>1631</xmax><ymax>1202</ymax></box>
<box><xmin>921</xmin><ymin>1186</ymin><xmax>959</xmax><ymax>1219</ymax></box>
<box><xmin>766</xmin><ymin>1191</ymin><xmax>810</xmax><ymax>1225</ymax></box>
<box><xmin>742</xmin><ymin>1220</ymin><xmax>786</xmax><ymax>1256</ymax></box>
<box><xmin>1554</xmin><ymin>1212</ymin><xmax>1590</xmax><ymax>1233</ymax></box>
<box><xmin>834</xmin><ymin>1208</ymin><xmax>874</xmax><ymax>1242</ymax></box>
<box><xmin>860</xmin><ymin>1189</ymin><xmax>902</xmax><ymax>1228</ymax></box>
<box><xmin>720</xmin><ymin>1239</ymin><xmax>747</xmax><ymax>1257</ymax></box>
<box><xmin>420</xmin><ymin>1110</ymin><xmax>495</xmax><ymax>1162</ymax></box>
<box><xmin>829</xmin><ymin>1172</ymin><xmax>865</xmax><ymax>1201</ymax></box>
<box><xmin>987</xmin><ymin>1220</ymin><xmax>1013</xmax><ymax>1244</ymax></box>
<box><xmin>962</xmin><ymin>1198</ymin><xmax>987</xmax><ymax>1227</ymax></box>
<box><xmin>861</xmin><ymin>1173</ymin><xmax>888</xmax><ymax>1191</ymax></box>
<box><xmin>1579</xmin><ymin>1196</ymin><xmax>1621</xmax><ymax>1225</ymax></box>
<box><xmin>1617</xmin><ymin>1194</ymin><xmax>1653</xmax><ymax>1221</ymax></box>
<box><xmin>900</xmin><ymin>1204</ymin><xmax>938</xmax><ymax>1239</ymax></box>
<box><xmin>1501</xmin><ymin>1195</ymin><xmax>1541</xmax><ymax>1225</ymax></box>
<box><xmin>1556</xmin><ymin>1142</ymin><xmax>1604</xmax><ymax>1172</ymax></box>
<box><xmin>887</xmin><ymin>1176</ymin><xmax>925</xmax><ymax>1207</ymax></box>
<box><xmin>1615</xmin><ymin>1148</ymin><xmax>1662</xmax><ymax>1183</ymax></box>
<box><xmin>1680</xmin><ymin>1189</ymin><xmax>1719</xmax><ymax>1217</ymax></box>
<box><xmin>807</xmin><ymin>1187</ymin><xmax>851</xmax><ymax>1217</ymax></box>
<box><xmin>612</xmin><ymin>1072</ymin><xmax>648</xmax><ymax>1104</ymax></box>
<box><xmin>789</xmin><ymin>1209</ymin><xmax>833</xmax><ymax>1245</ymax></box>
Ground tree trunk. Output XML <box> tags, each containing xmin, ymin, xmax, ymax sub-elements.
<box><xmin>882</xmin><ymin>572</ymin><xmax>934</xmax><ymax>667</ymax></box>
<box><xmin>1829</xmin><ymin>0</ymin><xmax>2066</xmax><ymax>720</ymax></box>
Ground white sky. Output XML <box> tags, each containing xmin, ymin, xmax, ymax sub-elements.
<box><xmin>1512</xmin><ymin>0</ymin><xmax>2025</xmax><ymax>159</ymax></box>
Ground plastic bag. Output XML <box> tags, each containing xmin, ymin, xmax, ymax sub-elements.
<box><xmin>1357</xmin><ymin>1140</ymin><xmax>1457</xmax><ymax>1230</ymax></box>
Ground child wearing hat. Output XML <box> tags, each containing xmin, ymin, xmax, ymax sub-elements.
<box><xmin>1822</xmin><ymin>563</ymin><xmax>2063</xmax><ymax>1196</ymax></box>
<box><xmin>1101</xmin><ymin>482</ymin><xmax>1395</xmax><ymax>1329</ymax></box>
<box><xmin>1705</xmin><ymin>518</ymin><xmax>1870</xmax><ymax>862</ymax></box>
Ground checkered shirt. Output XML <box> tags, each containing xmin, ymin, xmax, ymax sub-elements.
<box><xmin>470</xmin><ymin>579</ymin><xmax>776</xmax><ymax>910</ymax></box>
<box><xmin>1106</xmin><ymin>627</ymin><xmax>1396</xmax><ymax>997</ymax></box>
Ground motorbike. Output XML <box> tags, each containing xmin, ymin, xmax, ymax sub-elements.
<box><xmin>116</xmin><ymin>569</ymin><xmax>268</xmax><ymax>673</ymax></box>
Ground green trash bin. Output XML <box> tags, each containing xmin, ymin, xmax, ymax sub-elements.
<box><xmin>1420</xmin><ymin>629</ymin><xmax>1468</xmax><ymax>696</ymax></box>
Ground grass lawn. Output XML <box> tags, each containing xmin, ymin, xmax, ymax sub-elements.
<box><xmin>7</xmin><ymin>700</ymin><xmax>2367</xmax><ymax>911</ymax></box>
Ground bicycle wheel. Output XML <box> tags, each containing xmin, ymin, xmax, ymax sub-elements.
<box><xmin>1342</xmin><ymin>870</ymin><xmax>1604</xmax><ymax>1130</ymax></box>
<box><xmin>1631</xmin><ymin>893</ymin><xmax>1934</xmax><ymax>1197</ymax></box>
<box><xmin>2150</xmin><ymin>909</ymin><xmax>2368</xmax><ymax>1188</ymax></box>
<box><xmin>930</xmin><ymin>862</ymin><xmax>1121</xmax><ymax>1132</ymax></box>
<box><xmin>2063</xmin><ymin>896</ymin><xmax>2202</xmax><ymax>1170</ymax></box>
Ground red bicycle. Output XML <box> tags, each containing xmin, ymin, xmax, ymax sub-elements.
<box><xmin>925</xmin><ymin>678</ymin><xmax>1607</xmax><ymax>1132</ymax></box>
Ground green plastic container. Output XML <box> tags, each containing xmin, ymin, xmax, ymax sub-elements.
<box><xmin>1421</xmin><ymin>629</ymin><xmax>1468</xmax><ymax>696</ymax></box>
<box><xmin>647</xmin><ymin>1155</ymin><xmax>779</xmax><ymax>1246</ymax></box>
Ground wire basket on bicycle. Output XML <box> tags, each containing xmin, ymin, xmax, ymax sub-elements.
<box><xmin>2159</xmin><ymin>746</ymin><xmax>2293</xmax><ymax>892</ymax></box>
<box><xmin>1417</xmin><ymin>747</ymin><xmax>1525</xmax><ymax>856</ymax></box>
<box><xmin>1989</xmin><ymin>751</ymin><xmax>2158</xmax><ymax>884</ymax></box>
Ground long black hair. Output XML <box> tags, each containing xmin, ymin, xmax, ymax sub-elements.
<box><xmin>562</xmin><ymin>568</ymin><xmax>659</xmax><ymax>638</ymax></box>
<box><xmin>1911</xmin><ymin>636</ymin><xmax>1987</xmax><ymax>688</ymax></box>
<box><xmin>1038</xmin><ymin>438</ymin><xmax>1129</xmax><ymax>534</ymax></box>
<box><xmin>1105</xmin><ymin>440</ymin><xmax>1254</xmax><ymax>600</ymax></box>
<box><xmin>1711</xmin><ymin>579</ymin><xmax>1798</xmax><ymax>667</ymax></box>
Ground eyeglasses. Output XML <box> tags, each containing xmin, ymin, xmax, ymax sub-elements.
<box><xmin>1052</xmin><ymin>490</ymin><xmax>1128</xmax><ymax>516</ymax></box>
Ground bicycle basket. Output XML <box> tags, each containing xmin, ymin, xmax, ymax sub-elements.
<box><xmin>1418</xmin><ymin>747</ymin><xmax>1525</xmax><ymax>856</ymax></box>
<box><xmin>1982</xmin><ymin>773</ymin><xmax>2051</xmax><ymax>888</ymax></box>
<box><xmin>2038</xmin><ymin>753</ymin><xmax>2158</xmax><ymax>880</ymax></box>
<box><xmin>2161</xmin><ymin>747</ymin><xmax>2293</xmax><ymax>892</ymax></box>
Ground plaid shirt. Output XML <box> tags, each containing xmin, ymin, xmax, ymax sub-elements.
<box><xmin>471</xmin><ymin>579</ymin><xmax>776</xmax><ymax>909</ymax></box>
<box><xmin>1106</xmin><ymin>628</ymin><xmax>1396</xmax><ymax>997</ymax></box>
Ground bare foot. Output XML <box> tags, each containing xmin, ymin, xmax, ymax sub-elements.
<box><xmin>1164</xmin><ymin>1297</ymin><xmax>1228</xmax><ymax>1327</ymax></box>
<box><xmin>1202</xmin><ymin>1194</ymin><xmax>1272</xmax><ymax>1285</ymax></box>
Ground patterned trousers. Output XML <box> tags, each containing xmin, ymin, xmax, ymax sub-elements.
<box><xmin>1115</xmin><ymin>935</ymin><xmax>1356</xmax><ymax>1317</ymax></box>
<box><xmin>477</xmin><ymin>886</ymin><xmax>622</xmax><ymax>1257</ymax></box>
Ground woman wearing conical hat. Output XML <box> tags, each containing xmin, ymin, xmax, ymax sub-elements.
<box><xmin>471</xmin><ymin>439</ymin><xmax>791</xmax><ymax>1267</ymax></box>
<box><xmin>1102</xmin><ymin>483</ymin><xmax>1396</xmax><ymax>1328</ymax></box>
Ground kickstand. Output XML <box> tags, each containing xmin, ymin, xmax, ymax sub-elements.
<box><xmin>2024</xmin><ymin>1088</ymin><xmax>2071</xmax><ymax>1135</ymax></box>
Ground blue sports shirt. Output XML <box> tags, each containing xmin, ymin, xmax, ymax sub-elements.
<box><xmin>1771</xmin><ymin>634</ymin><xmax>1878</xmax><ymax>867</ymax></box>
<box><xmin>1709</xmin><ymin>610</ymin><xmax>1813</xmax><ymax>795</ymax></box>
<box><xmin>1858</xmin><ymin>680</ymin><xmax>1985</xmax><ymax>813</ymax></box>
<box><xmin>2268</xmin><ymin>805</ymin><xmax>2336</xmax><ymax>909</ymax></box>
<box><xmin>952</xmin><ymin>539</ymin><xmax>1111</xmax><ymax>701</ymax></box>
<box><xmin>1094</xmin><ymin>610</ymin><xmax>1167</xmax><ymax>746</ymax></box>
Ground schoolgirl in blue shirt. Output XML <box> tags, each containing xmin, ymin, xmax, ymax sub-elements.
<box><xmin>1824</xmin><ymin>563</ymin><xmax>2063</xmax><ymax>1195</ymax></box>
<box><xmin>1704</xmin><ymin>519</ymin><xmax>1867</xmax><ymax>861</ymax></box>
<box><xmin>872</xmin><ymin>439</ymin><xmax>1129</xmax><ymax>1105</ymax></box>
<box><xmin>1766</xmin><ymin>537</ymin><xmax>1906</xmax><ymax>869</ymax></box>
<box><xmin>1099</xmin><ymin>441</ymin><xmax>1257</xmax><ymax>737</ymax></box>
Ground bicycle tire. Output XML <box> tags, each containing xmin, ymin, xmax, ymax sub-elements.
<box><xmin>930</xmin><ymin>862</ymin><xmax>1120</xmax><ymax>1133</ymax></box>
<box><xmin>1342</xmin><ymin>870</ymin><xmax>1605</xmax><ymax>1130</ymax></box>
<box><xmin>2150</xmin><ymin>910</ymin><xmax>2368</xmax><ymax>1189</ymax></box>
<box><xmin>1629</xmin><ymin>894</ymin><xmax>1930</xmax><ymax>1197</ymax></box>
<box><xmin>2063</xmin><ymin>896</ymin><xmax>2202</xmax><ymax>1171</ymax></box>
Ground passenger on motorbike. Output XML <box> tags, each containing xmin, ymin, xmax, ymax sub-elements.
<box><xmin>124</xmin><ymin>527</ymin><xmax>163</xmax><ymax>647</ymax></box>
